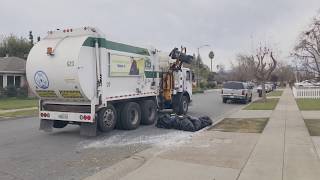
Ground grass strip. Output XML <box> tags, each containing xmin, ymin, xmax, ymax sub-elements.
<box><xmin>244</xmin><ymin>98</ymin><xmax>279</xmax><ymax>110</ymax></box>
<box><xmin>209</xmin><ymin>118</ymin><xmax>269</xmax><ymax>133</ymax></box>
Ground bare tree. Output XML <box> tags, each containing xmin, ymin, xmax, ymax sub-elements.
<box><xmin>273</xmin><ymin>61</ymin><xmax>295</xmax><ymax>86</ymax></box>
<box><xmin>293</xmin><ymin>12</ymin><xmax>320</xmax><ymax>79</ymax></box>
<box><xmin>253</xmin><ymin>46</ymin><xmax>277</xmax><ymax>102</ymax></box>
<box><xmin>228</xmin><ymin>54</ymin><xmax>255</xmax><ymax>81</ymax></box>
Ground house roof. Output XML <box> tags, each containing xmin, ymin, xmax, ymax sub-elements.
<box><xmin>0</xmin><ymin>56</ymin><xmax>26</xmax><ymax>73</ymax></box>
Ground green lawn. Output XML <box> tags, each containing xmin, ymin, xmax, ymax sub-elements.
<box><xmin>0</xmin><ymin>109</ymin><xmax>38</xmax><ymax>118</ymax></box>
<box><xmin>210</xmin><ymin>118</ymin><xmax>269</xmax><ymax>133</ymax></box>
<box><xmin>192</xmin><ymin>88</ymin><xmax>205</xmax><ymax>94</ymax></box>
<box><xmin>267</xmin><ymin>90</ymin><xmax>283</xmax><ymax>97</ymax></box>
<box><xmin>244</xmin><ymin>98</ymin><xmax>279</xmax><ymax>110</ymax></box>
<box><xmin>0</xmin><ymin>98</ymin><xmax>38</xmax><ymax>110</ymax></box>
<box><xmin>304</xmin><ymin>119</ymin><xmax>320</xmax><ymax>136</ymax></box>
<box><xmin>296</xmin><ymin>99</ymin><xmax>320</xmax><ymax>111</ymax></box>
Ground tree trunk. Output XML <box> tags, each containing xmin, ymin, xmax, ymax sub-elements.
<box><xmin>261</xmin><ymin>82</ymin><xmax>267</xmax><ymax>102</ymax></box>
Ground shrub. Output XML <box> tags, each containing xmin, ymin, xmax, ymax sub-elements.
<box><xmin>207</xmin><ymin>81</ymin><xmax>217</xmax><ymax>89</ymax></box>
<box><xmin>0</xmin><ymin>88</ymin><xmax>5</xmax><ymax>98</ymax></box>
<box><xmin>5</xmin><ymin>85</ymin><xmax>17</xmax><ymax>97</ymax></box>
<box><xmin>199</xmin><ymin>82</ymin><xmax>207</xmax><ymax>89</ymax></box>
<box><xmin>17</xmin><ymin>86</ymin><xmax>28</xmax><ymax>98</ymax></box>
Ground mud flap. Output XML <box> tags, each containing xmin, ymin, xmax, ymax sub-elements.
<box><xmin>40</xmin><ymin>119</ymin><xmax>53</xmax><ymax>132</ymax></box>
<box><xmin>80</xmin><ymin>121</ymin><xmax>97</xmax><ymax>137</ymax></box>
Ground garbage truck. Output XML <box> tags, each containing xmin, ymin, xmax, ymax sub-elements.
<box><xmin>26</xmin><ymin>27</ymin><xmax>193</xmax><ymax>136</ymax></box>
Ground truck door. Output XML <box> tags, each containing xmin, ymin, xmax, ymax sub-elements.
<box><xmin>184</xmin><ymin>70</ymin><xmax>192</xmax><ymax>96</ymax></box>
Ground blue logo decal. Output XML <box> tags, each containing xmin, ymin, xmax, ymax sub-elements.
<box><xmin>34</xmin><ymin>71</ymin><xmax>49</xmax><ymax>89</ymax></box>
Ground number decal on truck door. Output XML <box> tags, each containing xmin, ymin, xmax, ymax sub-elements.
<box><xmin>67</xmin><ymin>61</ymin><xmax>75</xmax><ymax>67</ymax></box>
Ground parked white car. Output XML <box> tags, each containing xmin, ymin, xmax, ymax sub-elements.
<box><xmin>257</xmin><ymin>83</ymin><xmax>273</xmax><ymax>97</ymax></box>
<box><xmin>257</xmin><ymin>84</ymin><xmax>271</xmax><ymax>92</ymax></box>
<box><xmin>265</xmin><ymin>84</ymin><xmax>273</xmax><ymax>92</ymax></box>
<box><xmin>221</xmin><ymin>81</ymin><xmax>253</xmax><ymax>104</ymax></box>
<box><xmin>295</xmin><ymin>80</ymin><xmax>319</xmax><ymax>87</ymax></box>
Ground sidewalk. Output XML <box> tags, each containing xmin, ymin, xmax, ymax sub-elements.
<box><xmin>238</xmin><ymin>88</ymin><xmax>320</xmax><ymax>180</ymax></box>
<box><xmin>86</xmin><ymin>88</ymin><xmax>320</xmax><ymax>180</ymax></box>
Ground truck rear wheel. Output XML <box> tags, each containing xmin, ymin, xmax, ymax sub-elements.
<box><xmin>98</xmin><ymin>104</ymin><xmax>117</xmax><ymax>132</ymax></box>
<box><xmin>140</xmin><ymin>100</ymin><xmax>157</xmax><ymax>125</ymax></box>
<box><xmin>120</xmin><ymin>102</ymin><xmax>141</xmax><ymax>130</ymax></box>
<box><xmin>53</xmin><ymin>120</ymin><xmax>68</xmax><ymax>128</ymax></box>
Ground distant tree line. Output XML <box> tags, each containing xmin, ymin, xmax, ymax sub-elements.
<box><xmin>0</xmin><ymin>32</ymin><xmax>34</xmax><ymax>59</ymax></box>
<box><xmin>185</xmin><ymin>53</ymin><xmax>216</xmax><ymax>89</ymax></box>
<box><xmin>220</xmin><ymin>52</ymin><xmax>294</xmax><ymax>84</ymax></box>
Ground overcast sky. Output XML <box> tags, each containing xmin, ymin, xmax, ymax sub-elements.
<box><xmin>0</xmin><ymin>0</ymin><xmax>319</xmax><ymax>69</ymax></box>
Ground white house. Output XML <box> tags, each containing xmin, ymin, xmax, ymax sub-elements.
<box><xmin>0</xmin><ymin>56</ymin><xmax>27</xmax><ymax>89</ymax></box>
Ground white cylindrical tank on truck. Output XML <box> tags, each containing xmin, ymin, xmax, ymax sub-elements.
<box><xmin>26</xmin><ymin>27</ymin><xmax>193</xmax><ymax>136</ymax></box>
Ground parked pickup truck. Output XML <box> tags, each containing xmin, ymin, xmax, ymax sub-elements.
<box><xmin>221</xmin><ymin>81</ymin><xmax>253</xmax><ymax>104</ymax></box>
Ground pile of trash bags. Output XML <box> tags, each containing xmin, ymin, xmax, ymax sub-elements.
<box><xmin>156</xmin><ymin>113</ymin><xmax>213</xmax><ymax>132</ymax></box>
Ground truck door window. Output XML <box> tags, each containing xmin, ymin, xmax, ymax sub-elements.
<box><xmin>186</xmin><ymin>71</ymin><xmax>190</xmax><ymax>81</ymax></box>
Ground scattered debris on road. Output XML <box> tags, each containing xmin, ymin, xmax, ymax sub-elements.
<box><xmin>81</xmin><ymin>128</ymin><xmax>192</xmax><ymax>149</ymax></box>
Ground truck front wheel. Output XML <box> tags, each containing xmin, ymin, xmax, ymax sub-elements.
<box><xmin>120</xmin><ymin>102</ymin><xmax>141</xmax><ymax>130</ymax></box>
<box><xmin>98</xmin><ymin>105</ymin><xmax>117</xmax><ymax>132</ymax></box>
<box><xmin>140</xmin><ymin>100</ymin><xmax>157</xmax><ymax>125</ymax></box>
<box><xmin>175</xmin><ymin>95</ymin><xmax>189</xmax><ymax>115</ymax></box>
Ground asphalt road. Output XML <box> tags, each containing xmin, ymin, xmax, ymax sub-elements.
<box><xmin>0</xmin><ymin>90</ymin><xmax>247</xmax><ymax>180</ymax></box>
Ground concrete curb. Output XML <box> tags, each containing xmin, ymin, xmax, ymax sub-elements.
<box><xmin>0</xmin><ymin>115</ymin><xmax>37</xmax><ymax>122</ymax></box>
<box><xmin>204</xmin><ymin>89</ymin><xmax>221</xmax><ymax>93</ymax></box>
<box><xmin>0</xmin><ymin>107</ymin><xmax>38</xmax><ymax>121</ymax></box>
<box><xmin>84</xmin><ymin>147</ymin><xmax>165</xmax><ymax>180</ymax></box>
<box><xmin>0</xmin><ymin>107</ymin><xmax>38</xmax><ymax>113</ymax></box>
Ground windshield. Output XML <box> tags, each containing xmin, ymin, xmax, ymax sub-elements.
<box><xmin>223</xmin><ymin>82</ymin><xmax>244</xmax><ymax>89</ymax></box>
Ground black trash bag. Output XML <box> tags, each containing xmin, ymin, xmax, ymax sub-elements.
<box><xmin>156</xmin><ymin>114</ymin><xmax>213</xmax><ymax>132</ymax></box>
<box><xmin>199</xmin><ymin>116</ymin><xmax>213</xmax><ymax>128</ymax></box>
<box><xmin>156</xmin><ymin>113</ymin><xmax>175</xmax><ymax>129</ymax></box>
<box><xmin>174</xmin><ymin>116</ymin><xmax>195</xmax><ymax>132</ymax></box>
<box><xmin>188</xmin><ymin>116</ymin><xmax>202</xmax><ymax>131</ymax></box>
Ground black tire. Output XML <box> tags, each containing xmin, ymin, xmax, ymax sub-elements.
<box><xmin>222</xmin><ymin>98</ymin><xmax>227</xmax><ymax>103</ymax></box>
<box><xmin>175</xmin><ymin>95</ymin><xmax>189</xmax><ymax>115</ymax></box>
<box><xmin>120</xmin><ymin>102</ymin><xmax>141</xmax><ymax>130</ymax></box>
<box><xmin>53</xmin><ymin>120</ymin><xmax>68</xmax><ymax>128</ymax></box>
<box><xmin>97</xmin><ymin>104</ymin><xmax>117</xmax><ymax>132</ymax></box>
<box><xmin>140</xmin><ymin>100</ymin><xmax>157</xmax><ymax>125</ymax></box>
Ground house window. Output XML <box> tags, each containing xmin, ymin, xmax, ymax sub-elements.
<box><xmin>15</xmin><ymin>76</ymin><xmax>21</xmax><ymax>87</ymax></box>
<box><xmin>0</xmin><ymin>75</ymin><xmax>3</xmax><ymax>88</ymax></box>
<box><xmin>7</xmin><ymin>76</ymin><xmax>14</xmax><ymax>86</ymax></box>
